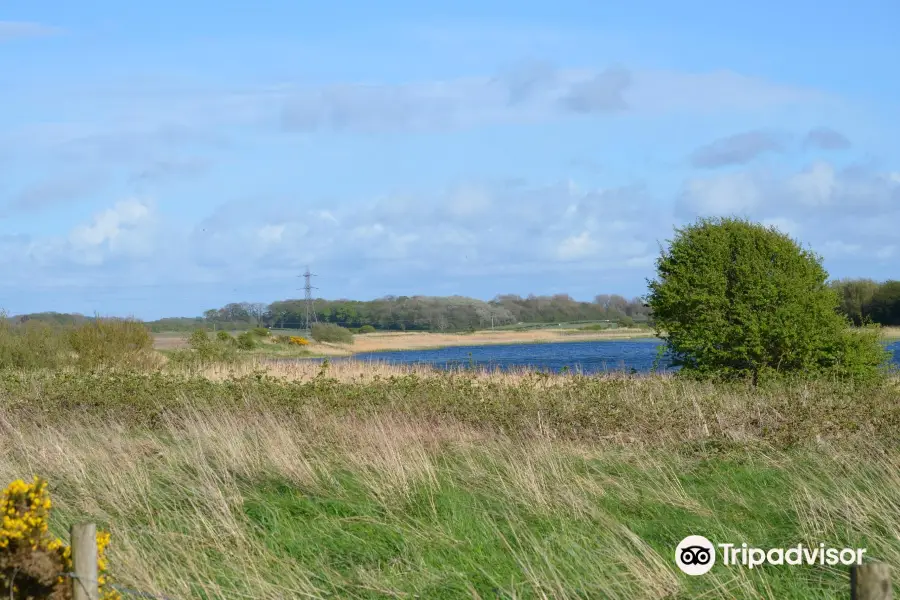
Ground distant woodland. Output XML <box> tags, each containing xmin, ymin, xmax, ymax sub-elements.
<box><xmin>9</xmin><ymin>279</ymin><xmax>900</xmax><ymax>333</ymax></box>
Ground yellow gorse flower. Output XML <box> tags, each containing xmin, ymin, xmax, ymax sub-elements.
<box><xmin>289</xmin><ymin>336</ymin><xmax>309</xmax><ymax>346</ymax></box>
<box><xmin>0</xmin><ymin>476</ymin><xmax>121</xmax><ymax>600</ymax></box>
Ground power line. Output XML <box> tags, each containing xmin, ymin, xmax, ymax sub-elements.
<box><xmin>300</xmin><ymin>266</ymin><xmax>318</xmax><ymax>331</ymax></box>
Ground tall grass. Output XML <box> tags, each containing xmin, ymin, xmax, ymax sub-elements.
<box><xmin>1</xmin><ymin>319</ymin><xmax>899</xmax><ymax>598</ymax></box>
<box><xmin>2</xmin><ymin>367</ymin><xmax>898</xmax><ymax>446</ymax></box>
<box><xmin>0</xmin><ymin>315</ymin><xmax>160</xmax><ymax>370</ymax></box>
<box><xmin>1</xmin><ymin>385</ymin><xmax>898</xmax><ymax>599</ymax></box>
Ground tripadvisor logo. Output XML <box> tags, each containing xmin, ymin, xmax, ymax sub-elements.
<box><xmin>674</xmin><ymin>535</ymin><xmax>868</xmax><ymax>575</ymax></box>
<box><xmin>675</xmin><ymin>535</ymin><xmax>715</xmax><ymax>575</ymax></box>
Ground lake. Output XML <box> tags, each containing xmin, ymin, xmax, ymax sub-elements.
<box><xmin>343</xmin><ymin>338</ymin><xmax>900</xmax><ymax>374</ymax></box>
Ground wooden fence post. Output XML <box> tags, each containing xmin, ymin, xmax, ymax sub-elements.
<box><xmin>852</xmin><ymin>562</ymin><xmax>892</xmax><ymax>600</ymax></box>
<box><xmin>71</xmin><ymin>523</ymin><xmax>99</xmax><ymax>600</ymax></box>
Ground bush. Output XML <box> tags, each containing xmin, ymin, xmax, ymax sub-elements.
<box><xmin>310</xmin><ymin>323</ymin><xmax>353</xmax><ymax>344</ymax></box>
<box><xmin>68</xmin><ymin>318</ymin><xmax>154</xmax><ymax>369</ymax></box>
<box><xmin>188</xmin><ymin>328</ymin><xmax>210</xmax><ymax>350</ymax></box>
<box><xmin>274</xmin><ymin>335</ymin><xmax>291</xmax><ymax>344</ymax></box>
<box><xmin>216</xmin><ymin>330</ymin><xmax>233</xmax><ymax>343</ymax></box>
<box><xmin>617</xmin><ymin>316</ymin><xmax>635</xmax><ymax>328</ymax></box>
<box><xmin>289</xmin><ymin>336</ymin><xmax>309</xmax><ymax>346</ymax></box>
<box><xmin>236</xmin><ymin>331</ymin><xmax>257</xmax><ymax>350</ymax></box>
<box><xmin>0</xmin><ymin>318</ymin><xmax>69</xmax><ymax>369</ymax></box>
<box><xmin>646</xmin><ymin>217</ymin><xmax>890</xmax><ymax>383</ymax></box>
<box><xmin>358</xmin><ymin>324</ymin><xmax>376</xmax><ymax>334</ymax></box>
<box><xmin>0</xmin><ymin>477</ymin><xmax>118</xmax><ymax>600</ymax></box>
<box><xmin>251</xmin><ymin>327</ymin><xmax>270</xmax><ymax>338</ymax></box>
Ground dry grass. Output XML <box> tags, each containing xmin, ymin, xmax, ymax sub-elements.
<box><xmin>180</xmin><ymin>356</ymin><xmax>619</xmax><ymax>383</ymax></box>
<box><xmin>153</xmin><ymin>327</ymin><xmax>653</xmax><ymax>356</ymax></box>
<box><xmin>345</xmin><ymin>327</ymin><xmax>651</xmax><ymax>353</ymax></box>
<box><xmin>880</xmin><ymin>326</ymin><xmax>900</xmax><ymax>340</ymax></box>
<box><xmin>149</xmin><ymin>333</ymin><xmax>191</xmax><ymax>350</ymax></box>
<box><xmin>1</xmin><ymin>400</ymin><xmax>898</xmax><ymax>599</ymax></box>
<box><xmin>153</xmin><ymin>333</ymin><xmax>350</xmax><ymax>356</ymax></box>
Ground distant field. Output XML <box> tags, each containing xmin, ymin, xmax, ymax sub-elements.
<box><xmin>153</xmin><ymin>324</ymin><xmax>898</xmax><ymax>356</ymax></box>
<box><xmin>880</xmin><ymin>326</ymin><xmax>900</xmax><ymax>339</ymax></box>
<box><xmin>151</xmin><ymin>332</ymin><xmax>190</xmax><ymax>350</ymax></box>
<box><xmin>152</xmin><ymin>326</ymin><xmax>655</xmax><ymax>355</ymax></box>
<box><xmin>348</xmin><ymin>327</ymin><xmax>653</xmax><ymax>353</ymax></box>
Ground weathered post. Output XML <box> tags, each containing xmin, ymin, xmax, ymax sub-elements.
<box><xmin>852</xmin><ymin>562</ymin><xmax>892</xmax><ymax>600</ymax></box>
<box><xmin>71</xmin><ymin>523</ymin><xmax>99</xmax><ymax>600</ymax></box>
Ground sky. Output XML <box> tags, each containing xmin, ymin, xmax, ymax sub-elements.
<box><xmin>1</xmin><ymin>1</ymin><xmax>899</xmax><ymax>320</ymax></box>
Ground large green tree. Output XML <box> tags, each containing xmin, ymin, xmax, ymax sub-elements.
<box><xmin>647</xmin><ymin>217</ymin><xmax>888</xmax><ymax>383</ymax></box>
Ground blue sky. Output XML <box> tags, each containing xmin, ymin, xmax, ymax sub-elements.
<box><xmin>1</xmin><ymin>1</ymin><xmax>898</xmax><ymax>319</ymax></box>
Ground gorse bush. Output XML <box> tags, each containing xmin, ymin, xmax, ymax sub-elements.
<box><xmin>216</xmin><ymin>330</ymin><xmax>233</xmax><ymax>343</ymax></box>
<box><xmin>311</xmin><ymin>323</ymin><xmax>353</xmax><ymax>344</ymax></box>
<box><xmin>0</xmin><ymin>477</ymin><xmax>118</xmax><ymax>600</ymax></box>
<box><xmin>358</xmin><ymin>324</ymin><xmax>376</xmax><ymax>333</ymax></box>
<box><xmin>647</xmin><ymin>217</ymin><xmax>891</xmax><ymax>384</ymax></box>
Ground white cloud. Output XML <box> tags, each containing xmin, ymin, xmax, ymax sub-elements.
<box><xmin>4</xmin><ymin>160</ymin><xmax>898</xmax><ymax>298</ymax></box>
<box><xmin>557</xmin><ymin>231</ymin><xmax>600</xmax><ymax>260</ymax></box>
<box><xmin>277</xmin><ymin>66</ymin><xmax>829</xmax><ymax>134</ymax></box>
<box><xmin>4</xmin><ymin>180</ymin><xmax>661</xmax><ymax>290</ymax></box>
<box><xmin>69</xmin><ymin>199</ymin><xmax>151</xmax><ymax>248</ymax></box>
<box><xmin>257</xmin><ymin>224</ymin><xmax>285</xmax><ymax>244</ymax></box>
<box><xmin>787</xmin><ymin>162</ymin><xmax>837</xmax><ymax>206</ymax></box>
<box><xmin>3</xmin><ymin>199</ymin><xmax>157</xmax><ymax>273</ymax></box>
<box><xmin>447</xmin><ymin>185</ymin><xmax>492</xmax><ymax>218</ymax></box>
<box><xmin>680</xmin><ymin>171</ymin><xmax>764</xmax><ymax>215</ymax></box>
<box><xmin>761</xmin><ymin>217</ymin><xmax>801</xmax><ymax>238</ymax></box>
<box><xmin>678</xmin><ymin>161</ymin><xmax>900</xmax><ymax>267</ymax></box>
<box><xmin>7</xmin><ymin>62</ymin><xmax>830</xmax><ymax>159</ymax></box>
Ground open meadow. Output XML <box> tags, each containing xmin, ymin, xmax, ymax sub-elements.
<box><xmin>3</xmin><ymin>366</ymin><xmax>900</xmax><ymax>599</ymax></box>
<box><xmin>2</xmin><ymin>318</ymin><xmax>900</xmax><ymax>598</ymax></box>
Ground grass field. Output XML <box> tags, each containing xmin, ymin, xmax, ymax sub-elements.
<box><xmin>1</xmin><ymin>364</ymin><xmax>899</xmax><ymax>599</ymax></box>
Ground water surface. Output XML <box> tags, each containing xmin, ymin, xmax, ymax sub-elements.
<box><xmin>340</xmin><ymin>339</ymin><xmax>900</xmax><ymax>374</ymax></box>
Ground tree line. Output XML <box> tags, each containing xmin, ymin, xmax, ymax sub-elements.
<box><xmin>829</xmin><ymin>279</ymin><xmax>900</xmax><ymax>326</ymax></box>
<box><xmin>195</xmin><ymin>294</ymin><xmax>652</xmax><ymax>333</ymax></box>
<box><xmin>7</xmin><ymin>280</ymin><xmax>898</xmax><ymax>333</ymax></box>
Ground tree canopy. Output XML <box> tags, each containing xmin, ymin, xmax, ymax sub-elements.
<box><xmin>829</xmin><ymin>278</ymin><xmax>899</xmax><ymax>326</ymax></box>
<box><xmin>128</xmin><ymin>294</ymin><xmax>650</xmax><ymax>333</ymax></box>
<box><xmin>647</xmin><ymin>217</ymin><xmax>889</xmax><ymax>383</ymax></box>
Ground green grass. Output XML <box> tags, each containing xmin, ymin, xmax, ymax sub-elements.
<box><xmin>237</xmin><ymin>450</ymin><xmax>888</xmax><ymax>599</ymax></box>
<box><xmin>10</xmin><ymin>397</ymin><xmax>896</xmax><ymax>599</ymax></box>
<box><xmin>1</xmin><ymin>341</ymin><xmax>899</xmax><ymax>598</ymax></box>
